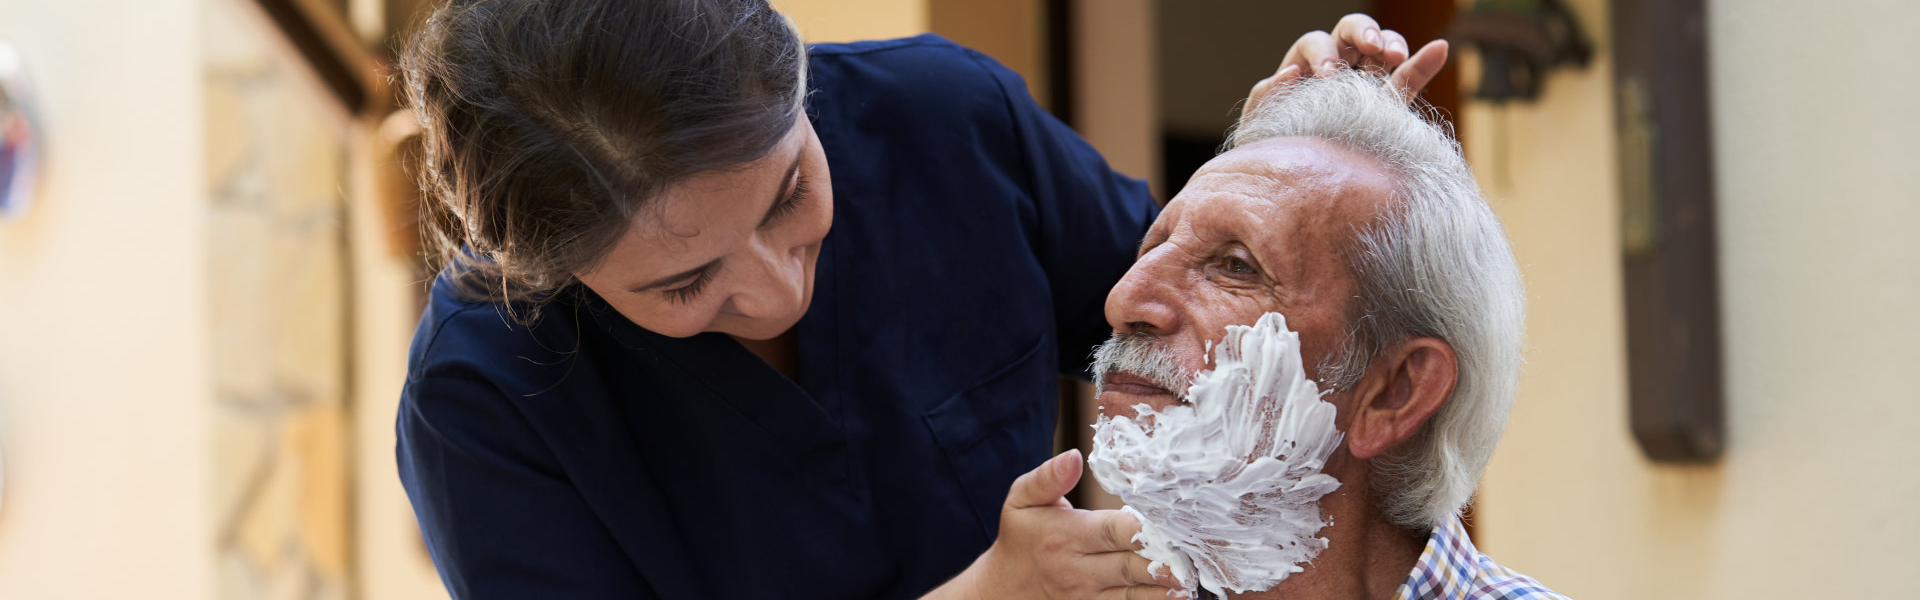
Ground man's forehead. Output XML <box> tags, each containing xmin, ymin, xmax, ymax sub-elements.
<box><xmin>1167</xmin><ymin>137</ymin><xmax>1392</xmax><ymax>230</ymax></box>
<box><xmin>1195</xmin><ymin>137</ymin><xmax>1388</xmax><ymax>189</ymax></box>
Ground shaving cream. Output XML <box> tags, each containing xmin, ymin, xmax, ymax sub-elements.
<box><xmin>1088</xmin><ymin>312</ymin><xmax>1343</xmax><ymax>597</ymax></box>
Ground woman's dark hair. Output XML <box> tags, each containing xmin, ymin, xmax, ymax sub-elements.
<box><xmin>401</xmin><ymin>0</ymin><xmax>806</xmax><ymax>313</ymax></box>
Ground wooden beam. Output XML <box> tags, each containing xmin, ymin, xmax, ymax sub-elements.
<box><xmin>252</xmin><ymin>0</ymin><xmax>385</xmax><ymax>114</ymax></box>
<box><xmin>1612</xmin><ymin>0</ymin><xmax>1726</xmax><ymax>462</ymax></box>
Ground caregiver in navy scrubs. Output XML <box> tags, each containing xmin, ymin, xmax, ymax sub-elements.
<box><xmin>394</xmin><ymin>1</ymin><xmax>1443</xmax><ymax>598</ymax></box>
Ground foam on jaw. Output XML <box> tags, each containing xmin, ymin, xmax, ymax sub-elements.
<box><xmin>1088</xmin><ymin>312</ymin><xmax>1343</xmax><ymax>598</ymax></box>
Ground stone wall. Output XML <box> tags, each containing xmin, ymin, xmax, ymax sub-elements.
<box><xmin>204</xmin><ymin>0</ymin><xmax>353</xmax><ymax>598</ymax></box>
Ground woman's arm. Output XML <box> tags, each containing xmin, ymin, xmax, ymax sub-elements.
<box><xmin>397</xmin><ymin>375</ymin><xmax>657</xmax><ymax>599</ymax></box>
<box><xmin>957</xmin><ymin>50</ymin><xmax>1158</xmax><ymax>380</ymax></box>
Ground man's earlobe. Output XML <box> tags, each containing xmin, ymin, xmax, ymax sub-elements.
<box><xmin>1346</xmin><ymin>338</ymin><xmax>1457</xmax><ymax>459</ymax></box>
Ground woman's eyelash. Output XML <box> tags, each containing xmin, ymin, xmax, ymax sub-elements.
<box><xmin>663</xmin><ymin>267</ymin><xmax>717</xmax><ymax>304</ymax></box>
<box><xmin>661</xmin><ymin>176</ymin><xmax>807</xmax><ymax>304</ymax></box>
<box><xmin>763</xmin><ymin>176</ymin><xmax>811</xmax><ymax>225</ymax></box>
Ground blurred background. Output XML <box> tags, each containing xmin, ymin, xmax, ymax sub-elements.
<box><xmin>0</xmin><ymin>0</ymin><xmax>1913</xmax><ymax>598</ymax></box>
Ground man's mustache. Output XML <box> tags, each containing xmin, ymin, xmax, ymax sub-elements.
<box><xmin>1091</xmin><ymin>333</ymin><xmax>1196</xmax><ymax>403</ymax></box>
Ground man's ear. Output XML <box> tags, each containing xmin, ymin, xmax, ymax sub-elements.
<box><xmin>1346</xmin><ymin>337</ymin><xmax>1457</xmax><ymax>459</ymax></box>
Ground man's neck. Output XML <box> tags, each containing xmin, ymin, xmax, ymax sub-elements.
<box><xmin>1229</xmin><ymin>479</ymin><xmax>1429</xmax><ymax>600</ymax></box>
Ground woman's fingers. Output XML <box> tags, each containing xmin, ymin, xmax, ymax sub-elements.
<box><xmin>1390</xmin><ymin>39</ymin><xmax>1450</xmax><ymax>101</ymax></box>
<box><xmin>1379</xmin><ymin>29</ymin><xmax>1411</xmax><ymax>68</ymax></box>
<box><xmin>1092</xmin><ymin>507</ymin><xmax>1144</xmax><ymax>553</ymax></box>
<box><xmin>1259</xmin><ymin>25</ymin><xmax>1343</xmax><ymax>116</ymax></box>
<box><xmin>1093</xmin><ymin>556</ymin><xmax>1183</xmax><ymax>600</ymax></box>
<box><xmin>1267</xmin><ymin>15</ymin><xmax>1449</xmax><ymax>108</ymax></box>
<box><xmin>1286</xmin><ymin>30</ymin><xmax>1340</xmax><ymax>76</ymax></box>
<box><xmin>1096</xmin><ymin>585</ymin><xmax>1184</xmax><ymax>600</ymax></box>
<box><xmin>1331</xmin><ymin>13</ymin><xmax>1385</xmax><ymax>58</ymax></box>
<box><xmin>1002</xmin><ymin>449</ymin><xmax>1082</xmax><ymax>511</ymax></box>
<box><xmin>1103</xmin><ymin>549</ymin><xmax>1173</xmax><ymax>587</ymax></box>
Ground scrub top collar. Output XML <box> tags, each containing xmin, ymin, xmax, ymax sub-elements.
<box><xmin>576</xmin><ymin>226</ymin><xmax>848</xmax><ymax>461</ymax></box>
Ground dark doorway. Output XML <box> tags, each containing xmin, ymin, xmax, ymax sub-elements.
<box><xmin>1156</xmin><ymin>0</ymin><xmax>1463</xmax><ymax>200</ymax></box>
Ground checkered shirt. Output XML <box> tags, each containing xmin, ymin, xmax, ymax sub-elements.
<box><xmin>1389</xmin><ymin>514</ymin><xmax>1567</xmax><ymax>600</ymax></box>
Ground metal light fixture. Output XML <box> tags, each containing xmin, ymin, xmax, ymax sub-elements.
<box><xmin>1448</xmin><ymin>0</ymin><xmax>1593</xmax><ymax>102</ymax></box>
<box><xmin>0</xmin><ymin>41</ymin><xmax>42</xmax><ymax>222</ymax></box>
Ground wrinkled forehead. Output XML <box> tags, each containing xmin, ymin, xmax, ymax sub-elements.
<box><xmin>1156</xmin><ymin>137</ymin><xmax>1395</xmax><ymax>263</ymax></box>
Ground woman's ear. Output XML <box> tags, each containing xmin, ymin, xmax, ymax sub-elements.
<box><xmin>1345</xmin><ymin>337</ymin><xmax>1457</xmax><ymax>459</ymax></box>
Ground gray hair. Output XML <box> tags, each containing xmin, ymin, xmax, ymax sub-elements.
<box><xmin>1227</xmin><ymin>70</ymin><xmax>1526</xmax><ymax>530</ymax></box>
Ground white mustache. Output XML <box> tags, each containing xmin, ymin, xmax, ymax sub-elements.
<box><xmin>1091</xmin><ymin>333</ymin><xmax>1195</xmax><ymax>403</ymax></box>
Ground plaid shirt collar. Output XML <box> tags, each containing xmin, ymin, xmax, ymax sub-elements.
<box><xmin>1389</xmin><ymin>514</ymin><xmax>1568</xmax><ymax>600</ymax></box>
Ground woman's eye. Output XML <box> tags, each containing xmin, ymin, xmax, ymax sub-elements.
<box><xmin>761</xmin><ymin>176</ymin><xmax>810</xmax><ymax>228</ymax></box>
<box><xmin>663</xmin><ymin>268</ymin><xmax>716</xmax><ymax>304</ymax></box>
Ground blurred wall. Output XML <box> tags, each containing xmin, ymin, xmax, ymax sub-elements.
<box><xmin>930</xmin><ymin>0</ymin><xmax>1047</xmax><ymax>108</ymax></box>
<box><xmin>0</xmin><ymin>0</ymin><xmax>212</xmax><ymax>598</ymax></box>
<box><xmin>775</xmin><ymin>0</ymin><xmax>926</xmax><ymax>43</ymax></box>
<box><xmin>353</xmin><ymin>118</ymin><xmax>448</xmax><ymax>600</ymax></box>
<box><xmin>775</xmin><ymin>0</ymin><xmax>1050</xmax><ymax>108</ymax></box>
<box><xmin>1468</xmin><ymin>0</ymin><xmax>1920</xmax><ymax>598</ymax></box>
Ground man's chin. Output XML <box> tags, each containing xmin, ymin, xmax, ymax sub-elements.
<box><xmin>1096</xmin><ymin>389</ymin><xmax>1183</xmax><ymax>420</ymax></box>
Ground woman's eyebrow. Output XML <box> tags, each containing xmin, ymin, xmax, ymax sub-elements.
<box><xmin>626</xmin><ymin>259</ymin><xmax>720</xmax><ymax>294</ymax></box>
<box><xmin>624</xmin><ymin>147</ymin><xmax>801</xmax><ymax>294</ymax></box>
<box><xmin>756</xmin><ymin>152</ymin><xmax>805</xmax><ymax>228</ymax></box>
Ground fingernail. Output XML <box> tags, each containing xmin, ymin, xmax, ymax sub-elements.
<box><xmin>1365</xmin><ymin>29</ymin><xmax>1381</xmax><ymax>47</ymax></box>
<box><xmin>1055</xmin><ymin>449</ymin><xmax>1080</xmax><ymax>478</ymax></box>
<box><xmin>1393</xmin><ymin>40</ymin><xmax>1408</xmax><ymax>55</ymax></box>
<box><xmin>1322</xmin><ymin>60</ymin><xmax>1338</xmax><ymax>72</ymax></box>
<box><xmin>1278</xmin><ymin>64</ymin><xmax>1300</xmax><ymax>79</ymax></box>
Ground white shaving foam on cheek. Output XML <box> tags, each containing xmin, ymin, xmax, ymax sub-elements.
<box><xmin>1088</xmin><ymin>312</ymin><xmax>1344</xmax><ymax>598</ymax></box>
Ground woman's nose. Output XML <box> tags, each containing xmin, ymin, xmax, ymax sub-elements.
<box><xmin>1104</xmin><ymin>250</ymin><xmax>1183</xmax><ymax>336</ymax></box>
<box><xmin>728</xmin><ymin>237</ymin><xmax>806</xmax><ymax>319</ymax></box>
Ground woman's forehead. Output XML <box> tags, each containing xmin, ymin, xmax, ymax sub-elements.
<box><xmin>633</xmin><ymin>122</ymin><xmax>809</xmax><ymax>242</ymax></box>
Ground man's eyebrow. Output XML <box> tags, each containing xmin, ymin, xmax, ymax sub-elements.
<box><xmin>626</xmin><ymin>258</ymin><xmax>720</xmax><ymax>294</ymax></box>
<box><xmin>756</xmin><ymin>152</ymin><xmax>806</xmax><ymax>228</ymax></box>
<box><xmin>1136</xmin><ymin>229</ymin><xmax>1169</xmax><ymax>257</ymax></box>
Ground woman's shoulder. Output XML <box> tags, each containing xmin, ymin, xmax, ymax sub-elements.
<box><xmin>807</xmin><ymin>33</ymin><xmax>984</xmax><ymax>71</ymax></box>
<box><xmin>406</xmin><ymin>270</ymin><xmax>595</xmax><ymax>394</ymax></box>
<box><xmin>806</xmin><ymin>33</ymin><xmax>1027</xmax><ymax>119</ymax></box>
<box><xmin>398</xmin><ymin>274</ymin><xmax>659</xmax><ymax>465</ymax></box>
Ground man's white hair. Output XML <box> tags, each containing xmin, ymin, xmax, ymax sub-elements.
<box><xmin>1227</xmin><ymin>70</ymin><xmax>1526</xmax><ymax>530</ymax></box>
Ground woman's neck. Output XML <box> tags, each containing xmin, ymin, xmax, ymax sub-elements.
<box><xmin>733</xmin><ymin>330</ymin><xmax>799</xmax><ymax>379</ymax></box>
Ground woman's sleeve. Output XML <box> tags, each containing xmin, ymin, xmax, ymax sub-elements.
<box><xmin>967</xmin><ymin>52</ymin><xmax>1162</xmax><ymax>379</ymax></box>
<box><xmin>396</xmin><ymin>374</ymin><xmax>657</xmax><ymax>599</ymax></box>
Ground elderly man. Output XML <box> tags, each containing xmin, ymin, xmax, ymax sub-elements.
<box><xmin>1090</xmin><ymin>70</ymin><xmax>1560</xmax><ymax>600</ymax></box>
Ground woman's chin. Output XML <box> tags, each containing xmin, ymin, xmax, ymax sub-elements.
<box><xmin>715</xmin><ymin>313</ymin><xmax>805</xmax><ymax>340</ymax></box>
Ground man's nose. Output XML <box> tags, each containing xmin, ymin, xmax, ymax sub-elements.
<box><xmin>1104</xmin><ymin>248</ymin><xmax>1183</xmax><ymax>336</ymax></box>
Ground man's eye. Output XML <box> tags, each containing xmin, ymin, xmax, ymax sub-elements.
<box><xmin>1225</xmin><ymin>256</ymin><xmax>1255</xmax><ymax>275</ymax></box>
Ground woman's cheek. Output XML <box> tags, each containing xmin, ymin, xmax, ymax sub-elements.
<box><xmin>617</xmin><ymin>297</ymin><xmax>716</xmax><ymax>339</ymax></box>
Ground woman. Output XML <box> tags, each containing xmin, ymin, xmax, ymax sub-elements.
<box><xmin>394</xmin><ymin>1</ymin><xmax>1442</xmax><ymax>598</ymax></box>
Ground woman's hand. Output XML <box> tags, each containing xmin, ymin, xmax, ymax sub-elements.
<box><xmin>1247</xmin><ymin>12</ymin><xmax>1451</xmax><ymax>113</ymax></box>
<box><xmin>925</xmin><ymin>450</ymin><xmax>1181</xmax><ymax>600</ymax></box>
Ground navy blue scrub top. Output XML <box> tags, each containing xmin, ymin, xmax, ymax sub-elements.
<box><xmin>398</xmin><ymin>35</ymin><xmax>1159</xmax><ymax>600</ymax></box>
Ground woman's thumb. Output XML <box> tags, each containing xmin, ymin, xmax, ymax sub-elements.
<box><xmin>1003</xmin><ymin>449</ymin><xmax>1083</xmax><ymax>510</ymax></box>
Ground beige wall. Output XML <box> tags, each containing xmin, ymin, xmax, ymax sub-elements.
<box><xmin>0</xmin><ymin>0</ymin><xmax>212</xmax><ymax>598</ymax></box>
<box><xmin>775</xmin><ymin>0</ymin><xmax>1052</xmax><ymax>108</ymax></box>
<box><xmin>930</xmin><ymin>0</ymin><xmax>1047</xmax><ymax>108</ymax></box>
<box><xmin>1467</xmin><ymin>0</ymin><xmax>1920</xmax><ymax>597</ymax></box>
<box><xmin>352</xmin><ymin>118</ymin><xmax>450</xmax><ymax>600</ymax></box>
<box><xmin>774</xmin><ymin>0</ymin><xmax>926</xmax><ymax>44</ymax></box>
<box><xmin>1071</xmin><ymin>0</ymin><xmax>1160</xmax><ymax>196</ymax></box>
